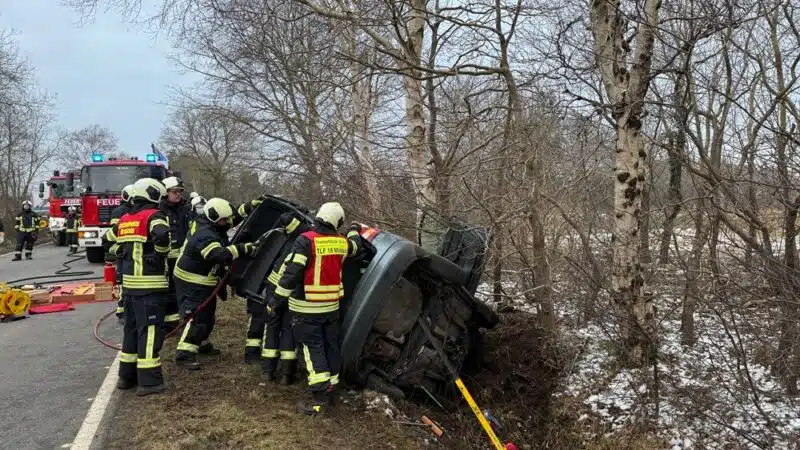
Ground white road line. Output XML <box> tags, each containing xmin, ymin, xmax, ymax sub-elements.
<box><xmin>70</xmin><ymin>352</ymin><xmax>120</xmax><ymax>450</ymax></box>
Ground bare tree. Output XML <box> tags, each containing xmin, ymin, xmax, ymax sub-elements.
<box><xmin>57</xmin><ymin>124</ymin><xmax>123</xmax><ymax>167</ymax></box>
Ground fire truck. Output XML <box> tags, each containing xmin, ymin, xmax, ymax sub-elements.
<box><xmin>38</xmin><ymin>170</ymin><xmax>81</xmax><ymax>246</ymax></box>
<box><xmin>66</xmin><ymin>154</ymin><xmax>173</xmax><ymax>263</ymax></box>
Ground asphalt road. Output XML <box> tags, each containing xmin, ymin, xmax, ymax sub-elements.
<box><xmin>1</xmin><ymin>243</ymin><xmax>120</xmax><ymax>449</ymax></box>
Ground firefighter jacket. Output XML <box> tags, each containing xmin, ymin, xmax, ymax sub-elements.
<box><xmin>15</xmin><ymin>210</ymin><xmax>39</xmax><ymax>233</ymax></box>
<box><xmin>266</xmin><ymin>212</ymin><xmax>311</xmax><ymax>288</ymax></box>
<box><xmin>110</xmin><ymin>202</ymin><xmax>132</xmax><ymax>226</ymax></box>
<box><xmin>159</xmin><ymin>197</ymin><xmax>192</xmax><ymax>260</ymax></box>
<box><xmin>174</xmin><ymin>215</ymin><xmax>252</xmax><ymax>287</ymax></box>
<box><xmin>274</xmin><ymin>222</ymin><xmax>361</xmax><ymax>314</ymax></box>
<box><xmin>105</xmin><ymin>203</ymin><xmax>171</xmax><ymax>293</ymax></box>
<box><xmin>65</xmin><ymin>214</ymin><xmax>80</xmax><ymax>233</ymax></box>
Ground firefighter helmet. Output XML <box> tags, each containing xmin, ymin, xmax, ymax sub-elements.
<box><xmin>315</xmin><ymin>202</ymin><xmax>345</xmax><ymax>229</ymax></box>
<box><xmin>121</xmin><ymin>184</ymin><xmax>134</xmax><ymax>202</ymax></box>
<box><xmin>190</xmin><ymin>195</ymin><xmax>206</xmax><ymax>207</ymax></box>
<box><xmin>133</xmin><ymin>178</ymin><xmax>166</xmax><ymax>204</ymax></box>
<box><xmin>203</xmin><ymin>198</ymin><xmax>234</xmax><ymax>223</ymax></box>
<box><xmin>22</xmin><ymin>200</ymin><xmax>32</xmax><ymax>209</ymax></box>
<box><xmin>163</xmin><ymin>176</ymin><xmax>184</xmax><ymax>191</ymax></box>
<box><xmin>189</xmin><ymin>191</ymin><xmax>200</xmax><ymax>199</ymax></box>
<box><xmin>68</xmin><ymin>206</ymin><xmax>77</xmax><ymax>213</ymax></box>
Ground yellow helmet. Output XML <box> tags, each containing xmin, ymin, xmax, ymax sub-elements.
<box><xmin>203</xmin><ymin>198</ymin><xmax>234</xmax><ymax>222</ymax></box>
<box><xmin>315</xmin><ymin>202</ymin><xmax>345</xmax><ymax>229</ymax></box>
<box><xmin>132</xmin><ymin>178</ymin><xmax>166</xmax><ymax>204</ymax></box>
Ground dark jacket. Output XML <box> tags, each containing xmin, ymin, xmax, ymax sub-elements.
<box><xmin>15</xmin><ymin>210</ymin><xmax>39</xmax><ymax>233</ymax></box>
<box><xmin>266</xmin><ymin>212</ymin><xmax>312</xmax><ymax>288</ymax></box>
<box><xmin>110</xmin><ymin>202</ymin><xmax>132</xmax><ymax>226</ymax></box>
<box><xmin>65</xmin><ymin>213</ymin><xmax>81</xmax><ymax>232</ymax></box>
<box><xmin>159</xmin><ymin>198</ymin><xmax>192</xmax><ymax>259</ymax></box>
<box><xmin>104</xmin><ymin>201</ymin><xmax>171</xmax><ymax>294</ymax></box>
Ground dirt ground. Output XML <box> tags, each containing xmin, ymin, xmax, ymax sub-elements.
<box><xmin>103</xmin><ymin>298</ymin><xmax>654</xmax><ymax>449</ymax></box>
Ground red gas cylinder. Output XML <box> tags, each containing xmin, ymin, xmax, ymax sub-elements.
<box><xmin>103</xmin><ymin>262</ymin><xmax>117</xmax><ymax>285</ymax></box>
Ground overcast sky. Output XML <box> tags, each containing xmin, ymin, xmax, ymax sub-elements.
<box><xmin>0</xmin><ymin>1</ymin><xmax>190</xmax><ymax>159</ymax></box>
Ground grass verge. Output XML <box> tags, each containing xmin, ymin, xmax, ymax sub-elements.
<box><xmin>104</xmin><ymin>298</ymin><xmax>428</xmax><ymax>450</ymax></box>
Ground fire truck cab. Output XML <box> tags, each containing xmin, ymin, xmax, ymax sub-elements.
<box><xmin>67</xmin><ymin>154</ymin><xmax>170</xmax><ymax>263</ymax></box>
<box><xmin>38</xmin><ymin>170</ymin><xmax>81</xmax><ymax>246</ymax></box>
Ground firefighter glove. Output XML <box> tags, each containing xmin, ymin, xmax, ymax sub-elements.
<box><xmin>243</xmin><ymin>242</ymin><xmax>259</xmax><ymax>256</ymax></box>
<box><xmin>347</xmin><ymin>222</ymin><xmax>362</xmax><ymax>237</ymax></box>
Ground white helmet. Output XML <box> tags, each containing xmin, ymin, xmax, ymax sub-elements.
<box><xmin>68</xmin><ymin>206</ymin><xmax>77</xmax><ymax>213</ymax></box>
<box><xmin>189</xmin><ymin>191</ymin><xmax>200</xmax><ymax>199</ymax></box>
<box><xmin>163</xmin><ymin>176</ymin><xmax>184</xmax><ymax>191</ymax></box>
<box><xmin>190</xmin><ymin>195</ymin><xmax>206</xmax><ymax>207</ymax></box>
<box><xmin>315</xmin><ymin>202</ymin><xmax>345</xmax><ymax>229</ymax></box>
<box><xmin>133</xmin><ymin>178</ymin><xmax>166</xmax><ymax>204</ymax></box>
<box><xmin>22</xmin><ymin>200</ymin><xmax>32</xmax><ymax>209</ymax></box>
<box><xmin>121</xmin><ymin>184</ymin><xmax>134</xmax><ymax>203</ymax></box>
<box><xmin>203</xmin><ymin>198</ymin><xmax>234</xmax><ymax>222</ymax></box>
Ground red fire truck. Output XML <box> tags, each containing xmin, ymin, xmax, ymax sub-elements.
<box><xmin>66</xmin><ymin>155</ymin><xmax>173</xmax><ymax>263</ymax></box>
<box><xmin>38</xmin><ymin>170</ymin><xmax>81</xmax><ymax>246</ymax></box>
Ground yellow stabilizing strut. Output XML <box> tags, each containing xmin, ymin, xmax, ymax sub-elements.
<box><xmin>0</xmin><ymin>288</ymin><xmax>31</xmax><ymax>316</ymax></box>
<box><xmin>417</xmin><ymin>318</ymin><xmax>506</xmax><ymax>450</ymax></box>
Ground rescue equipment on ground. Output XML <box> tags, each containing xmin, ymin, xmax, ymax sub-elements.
<box><xmin>0</xmin><ymin>284</ymin><xmax>31</xmax><ymax>317</ymax></box>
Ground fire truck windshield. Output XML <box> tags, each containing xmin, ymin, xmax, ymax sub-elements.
<box><xmin>50</xmin><ymin>179</ymin><xmax>68</xmax><ymax>198</ymax></box>
<box><xmin>82</xmin><ymin>165</ymin><xmax>166</xmax><ymax>193</ymax></box>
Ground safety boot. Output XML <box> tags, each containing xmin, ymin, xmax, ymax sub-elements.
<box><xmin>198</xmin><ymin>341</ymin><xmax>221</xmax><ymax>355</ymax></box>
<box><xmin>244</xmin><ymin>347</ymin><xmax>261</xmax><ymax>365</ymax></box>
<box><xmin>297</xmin><ymin>390</ymin><xmax>331</xmax><ymax>416</ymax></box>
<box><xmin>175</xmin><ymin>351</ymin><xmax>201</xmax><ymax>370</ymax></box>
<box><xmin>136</xmin><ymin>383</ymin><xmax>166</xmax><ymax>397</ymax></box>
<box><xmin>25</xmin><ymin>254</ymin><xmax>32</xmax><ymax>260</ymax></box>
<box><xmin>116</xmin><ymin>377</ymin><xmax>136</xmax><ymax>390</ymax></box>
<box><xmin>278</xmin><ymin>359</ymin><xmax>297</xmax><ymax>385</ymax></box>
<box><xmin>11</xmin><ymin>255</ymin><xmax>21</xmax><ymax>261</ymax></box>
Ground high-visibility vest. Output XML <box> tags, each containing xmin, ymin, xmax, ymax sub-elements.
<box><xmin>116</xmin><ymin>208</ymin><xmax>170</xmax><ymax>291</ymax></box>
<box><xmin>288</xmin><ymin>231</ymin><xmax>349</xmax><ymax>314</ymax></box>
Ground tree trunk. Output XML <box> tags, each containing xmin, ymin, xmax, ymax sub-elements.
<box><xmin>590</xmin><ymin>0</ymin><xmax>660</xmax><ymax>366</ymax></box>
<box><xmin>347</xmin><ymin>28</ymin><xmax>380</xmax><ymax>217</ymax></box>
<box><xmin>658</xmin><ymin>134</ymin><xmax>683</xmax><ymax>264</ymax></box>
<box><xmin>402</xmin><ymin>0</ymin><xmax>436</xmax><ymax>250</ymax></box>
<box><xmin>682</xmin><ymin>206</ymin><xmax>705</xmax><ymax>347</ymax></box>
<box><xmin>639</xmin><ymin>161</ymin><xmax>651</xmax><ymax>265</ymax></box>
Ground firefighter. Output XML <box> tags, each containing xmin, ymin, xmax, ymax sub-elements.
<box><xmin>105</xmin><ymin>178</ymin><xmax>172</xmax><ymax>396</ymax></box>
<box><xmin>65</xmin><ymin>206</ymin><xmax>80</xmax><ymax>254</ymax></box>
<box><xmin>110</xmin><ymin>184</ymin><xmax>135</xmax><ymax>321</ymax></box>
<box><xmin>270</xmin><ymin>202</ymin><xmax>362</xmax><ymax>415</ymax></box>
<box><xmin>253</xmin><ymin>212</ymin><xmax>311</xmax><ymax>386</ymax></box>
<box><xmin>12</xmin><ymin>200</ymin><xmax>38</xmax><ymax>261</ymax></box>
<box><xmin>173</xmin><ymin>196</ymin><xmax>266</xmax><ymax>370</ymax></box>
<box><xmin>189</xmin><ymin>195</ymin><xmax>206</xmax><ymax>223</ymax></box>
<box><xmin>0</xmin><ymin>219</ymin><xmax>5</xmax><ymax>244</ymax></box>
<box><xmin>160</xmin><ymin>176</ymin><xmax>192</xmax><ymax>332</ymax></box>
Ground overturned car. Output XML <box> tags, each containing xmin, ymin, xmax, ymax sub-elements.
<box><xmin>228</xmin><ymin>196</ymin><xmax>499</xmax><ymax>402</ymax></box>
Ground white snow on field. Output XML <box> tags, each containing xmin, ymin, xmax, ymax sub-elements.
<box><xmin>553</xmin><ymin>302</ymin><xmax>800</xmax><ymax>449</ymax></box>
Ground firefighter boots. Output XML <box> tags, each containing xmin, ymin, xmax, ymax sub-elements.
<box><xmin>297</xmin><ymin>390</ymin><xmax>331</xmax><ymax>416</ymax></box>
<box><xmin>136</xmin><ymin>384</ymin><xmax>166</xmax><ymax>397</ymax></box>
<box><xmin>11</xmin><ymin>255</ymin><xmax>20</xmax><ymax>261</ymax></box>
<box><xmin>116</xmin><ymin>378</ymin><xmax>136</xmax><ymax>390</ymax></box>
<box><xmin>175</xmin><ymin>351</ymin><xmax>200</xmax><ymax>370</ymax></box>
<box><xmin>198</xmin><ymin>341</ymin><xmax>221</xmax><ymax>355</ymax></box>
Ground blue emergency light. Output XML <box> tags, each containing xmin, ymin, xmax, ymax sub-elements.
<box><xmin>146</xmin><ymin>153</ymin><xmax>157</xmax><ymax>162</ymax></box>
<box><xmin>91</xmin><ymin>153</ymin><xmax>104</xmax><ymax>162</ymax></box>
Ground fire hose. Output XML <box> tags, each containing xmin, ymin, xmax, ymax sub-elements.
<box><xmin>6</xmin><ymin>250</ymin><xmax>97</xmax><ymax>285</ymax></box>
<box><xmin>93</xmin><ymin>270</ymin><xmax>233</xmax><ymax>351</ymax></box>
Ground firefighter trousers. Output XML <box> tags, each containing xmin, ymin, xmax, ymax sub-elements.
<box><xmin>118</xmin><ymin>293</ymin><xmax>167</xmax><ymax>387</ymax></box>
<box><xmin>261</xmin><ymin>301</ymin><xmax>297</xmax><ymax>373</ymax></box>
<box><xmin>245</xmin><ymin>299</ymin><xmax>266</xmax><ymax>360</ymax></box>
<box><xmin>164</xmin><ymin>258</ymin><xmax>181</xmax><ymax>330</ymax></box>
<box><xmin>115</xmin><ymin>260</ymin><xmax>125</xmax><ymax>318</ymax></box>
<box><xmin>14</xmin><ymin>232</ymin><xmax>35</xmax><ymax>257</ymax></box>
<box><xmin>175</xmin><ymin>278</ymin><xmax>217</xmax><ymax>354</ymax></box>
<box><xmin>293</xmin><ymin>311</ymin><xmax>340</xmax><ymax>392</ymax></box>
<box><xmin>66</xmin><ymin>231</ymin><xmax>78</xmax><ymax>251</ymax></box>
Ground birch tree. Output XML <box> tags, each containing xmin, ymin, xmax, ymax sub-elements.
<box><xmin>589</xmin><ymin>0</ymin><xmax>661</xmax><ymax>365</ymax></box>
